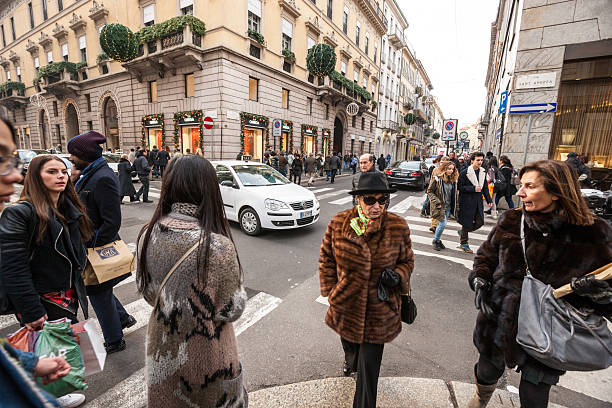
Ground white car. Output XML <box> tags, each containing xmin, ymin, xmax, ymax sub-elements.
<box><xmin>211</xmin><ymin>160</ymin><xmax>320</xmax><ymax>235</ymax></box>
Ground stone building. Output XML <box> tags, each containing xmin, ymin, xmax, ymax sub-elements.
<box><xmin>0</xmin><ymin>0</ymin><xmax>388</xmax><ymax>160</ymax></box>
<box><xmin>480</xmin><ymin>0</ymin><xmax>611</xmax><ymax>167</ymax></box>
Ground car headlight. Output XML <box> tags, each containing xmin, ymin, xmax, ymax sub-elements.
<box><xmin>265</xmin><ymin>198</ymin><xmax>289</xmax><ymax>211</ymax></box>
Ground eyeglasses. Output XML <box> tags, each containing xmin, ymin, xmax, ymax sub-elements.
<box><xmin>0</xmin><ymin>156</ymin><xmax>24</xmax><ymax>176</ymax></box>
<box><xmin>361</xmin><ymin>195</ymin><xmax>389</xmax><ymax>206</ymax></box>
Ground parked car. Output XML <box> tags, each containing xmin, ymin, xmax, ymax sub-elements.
<box><xmin>17</xmin><ymin>149</ymin><xmax>48</xmax><ymax>181</ymax></box>
<box><xmin>211</xmin><ymin>160</ymin><xmax>320</xmax><ymax>236</ymax></box>
<box><xmin>384</xmin><ymin>160</ymin><xmax>431</xmax><ymax>190</ymax></box>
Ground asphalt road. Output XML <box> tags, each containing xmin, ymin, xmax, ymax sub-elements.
<box><xmin>2</xmin><ymin>170</ymin><xmax>610</xmax><ymax>407</ymax></box>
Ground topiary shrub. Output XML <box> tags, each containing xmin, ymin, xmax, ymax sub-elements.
<box><xmin>100</xmin><ymin>24</ymin><xmax>139</xmax><ymax>63</ymax></box>
<box><xmin>306</xmin><ymin>43</ymin><xmax>337</xmax><ymax>77</ymax></box>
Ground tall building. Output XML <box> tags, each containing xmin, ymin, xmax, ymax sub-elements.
<box><xmin>480</xmin><ymin>0</ymin><xmax>611</xmax><ymax>167</ymax></box>
<box><xmin>0</xmin><ymin>0</ymin><xmax>387</xmax><ymax>160</ymax></box>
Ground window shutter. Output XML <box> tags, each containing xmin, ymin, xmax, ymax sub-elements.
<box><xmin>353</xmin><ymin>71</ymin><xmax>358</xmax><ymax>82</ymax></box>
<box><xmin>47</xmin><ymin>50</ymin><xmax>53</xmax><ymax>63</ymax></box>
<box><xmin>62</xmin><ymin>43</ymin><xmax>68</xmax><ymax>56</ymax></box>
<box><xmin>16</xmin><ymin>66</ymin><xmax>21</xmax><ymax>75</ymax></box>
<box><xmin>143</xmin><ymin>4</ymin><xmax>155</xmax><ymax>23</ymax></box>
<box><xmin>179</xmin><ymin>0</ymin><xmax>193</xmax><ymax>8</ymax></box>
<box><xmin>78</xmin><ymin>35</ymin><xmax>86</xmax><ymax>49</ymax></box>
<box><xmin>281</xmin><ymin>18</ymin><xmax>293</xmax><ymax>37</ymax></box>
<box><xmin>6</xmin><ymin>71</ymin><xmax>10</xmax><ymax>80</ymax></box>
<box><xmin>307</xmin><ymin>37</ymin><xmax>315</xmax><ymax>50</ymax></box>
<box><xmin>248</xmin><ymin>0</ymin><xmax>262</xmax><ymax>17</ymax></box>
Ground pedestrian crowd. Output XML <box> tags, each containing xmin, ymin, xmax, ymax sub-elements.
<box><xmin>0</xmin><ymin>113</ymin><xmax>610</xmax><ymax>408</ymax></box>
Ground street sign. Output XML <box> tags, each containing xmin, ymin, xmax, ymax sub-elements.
<box><xmin>509</xmin><ymin>103</ymin><xmax>557</xmax><ymax>114</ymax></box>
<box><xmin>499</xmin><ymin>91</ymin><xmax>508</xmax><ymax>114</ymax></box>
<box><xmin>459</xmin><ymin>131</ymin><xmax>469</xmax><ymax>140</ymax></box>
<box><xmin>516</xmin><ymin>72</ymin><xmax>556</xmax><ymax>89</ymax></box>
<box><xmin>496</xmin><ymin>128</ymin><xmax>502</xmax><ymax>141</ymax></box>
<box><xmin>272</xmin><ymin>119</ymin><xmax>282</xmax><ymax>137</ymax></box>
<box><xmin>442</xmin><ymin>119</ymin><xmax>457</xmax><ymax>141</ymax></box>
<box><xmin>203</xmin><ymin>116</ymin><xmax>214</xmax><ymax>130</ymax></box>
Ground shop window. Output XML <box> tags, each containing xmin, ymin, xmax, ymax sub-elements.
<box><xmin>185</xmin><ymin>73</ymin><xmax>194</xmax><ymax>97</ymax></box>
<box><xmin>42</xmin><ymin>0</ymin><xmax>48</xmax><ymax>20</ymax></box>
<box><xmin>282</xmin><ymin>88</ymin><xmax>289</xmax><ymax>109</ymax></box>
<box><xmin>249</xmin><ymin>44</ymin><xmax>260</xmax><ymax>59</ymax></box>
<box><xmin>58</xmin><ymin>0</ymin><xmax>63</xmax><ymax>12</ymax></box>
<box><xmin>180</xmin><ymin>0</ymin><xmax>193</xmax><ymax>15</ymax></box>
<box><xmin>244</xmin><ymin>127</ymin><xmax>263</xmax><ymax>161</ymax></box>
<box><xmin>307</xmin><ymin>97</ymin><xmax>313</xmax><ymax>115</ymax></box>
<box><xmin>248</xmin><ymin>0</ymin><xmax>261</xmax><ymax>32</ymax></box>
<box><xmin>249</xmin><ymin>77</ymin><xmax>259</xmax><ymax>101</ymax></box>
<box><xmin>327</xmin><ymin>0</ymin><xmax>332</xmax><ymax>19</ymax></box>
<box><xmin>85</xmin><ymin>94</ymin><xmax>91</xmax><ymax>112</ymax></box>
<box><xmin>53</xmin><ymin>101</ymin><xmax>58</xmax><ymax>116</ymax></box>
<box><xmin>149</xmin><ymin>81</ymin><xmax>158</xmax><ymax>102</ymax></box>
<box><xmin>325</xmin><ymin>103</ymin><xmax>329</xmax><ymax>120</ymax></box>
<box><xmin>28</xmin><ymin>3</ymin><xmax>34</xmax><ymax>29</ymax></box>
<box><xmin>180</xmin><ymin>125</ymin><xmax>200</xmax><ymax>154</ymax></box>
<box><xmin>143</xmin><ymin>4</ymin><xmax>155</xmax><ymax>27</ymax></box>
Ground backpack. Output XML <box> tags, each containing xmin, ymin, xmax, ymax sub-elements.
<box><xmin>493</xmin><ymin>168</ymin><xmax>507</xmax><ymax>192</ymax></box>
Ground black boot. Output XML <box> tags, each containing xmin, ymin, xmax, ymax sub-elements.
<box><xmin>432</xmin><ymin>240</ymin><xmax>443</xmax><ymax>251</ymax></box>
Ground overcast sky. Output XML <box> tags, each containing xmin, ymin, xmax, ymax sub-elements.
<box><xmin>397</xmin><ymin>0</ymin><xmax>499</xmax><ymax>127</ymax></box>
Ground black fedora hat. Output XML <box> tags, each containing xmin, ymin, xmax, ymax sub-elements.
<box><xmin>348</xmin><ymin>172</ymin><xmax>397</xmax><ymax>195</ymax></box>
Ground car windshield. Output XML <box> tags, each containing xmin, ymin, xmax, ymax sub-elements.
<box><xmin>103</xmin><ymin>153</ymin><xmax>120</xmax><ymax>163</ymax></box>
<box><xmin>232</xmin><ymin>165</ymin><xmax>289</xmax><ymax>186</ymax></box>
<box><xmin>393</xmin><ymin>161</ymin><xmax>421</xmax><ymax>170</ymax></box>
<box><xmin>18</xmin><ymin>150</ymin><xmax>37</xmax><ymax>161</ymax></box>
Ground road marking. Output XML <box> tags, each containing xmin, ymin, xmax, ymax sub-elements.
<box><xmin>410</xmin><ymin>233</ymin><xmax>480</xmax><ymax>254</ymax></box>
<box><xmin>413</xmin><ymin>249</ymin><xmax>474</xmax><ymax>269</ymax></box>
<box><xmin>388</xmin><ymin>196</ymin><xmax>422</xmax><ymax>214</ymax></box>
<box><xmin>311</xmin><ymin>187</ymin><xmax>333</xmax><ymax>194</ymax></box>
<box><xmin>85</xmin><ymin>292</ymin><xmax>282</xmax><ymax>408</ymax></box>
<box><xmin>404</xmin><ymin>215</ymin><xmax>494</xmax><ymax>234</ymax></box>
<box><xmin>408</xmin><ymin>223</ymin><xmax>490</xmax><ymax>241</ymax></box>
<box><xmin>316</xmin><ymin>189</ymin><xmax>349</xmax><ymax>200</ymax></box>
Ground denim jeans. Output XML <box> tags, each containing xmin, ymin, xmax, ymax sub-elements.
<box><xmin>434</xmin><ymin>207</ymin><xmax>451</xmax><ymax>241</ymax></box>
<box><xmin>495</xmin><ymin>193</ymin><xmax>515</xmax><ymax>209</ymax></box>
<box><xmin>136</xmin><ymin>176</ymin><xmax>150</xmax><ymax>201</ymax></box>
<box><xmin>422</xmin><ymin>196</ymin><xmax>430</xmax><ymax>213</ymax></box>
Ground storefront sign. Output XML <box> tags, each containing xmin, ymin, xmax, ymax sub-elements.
<box><xmin>515</xmin><ymin>72</ymin><xmax>557</xmax><ymax>89</ymax></box>
<box><xmin>178</xmin><ymin>116</ymin><xmax>200</xmax><ymax>126</ymax></box>
<box><xmin>322</xmin><ymin>130</ymin><xmax>330</xmax><ymax>137</ymax></box>
<box><xmin>282</xmin><ymin>123</ymin><xmax>291</xmax><ymax>131</ymax></box>
<box><xmin>247</xmin><ymin>119</ymin><xmax>265</xmax><ymax>128</ymax></box>
<box><xmin>144</xmin><ymin>118</ymin><xmax>161</xmax><ymax>127</ymax></box>
<box><xmin>304</xmin><ymin>128</ymin><xmax>314</xmax><ymax>135</ymax></box>
<box><xmin>359</xmin><ymin>136</ymin><xmax>366</xmax><ymax>141</ymax></box>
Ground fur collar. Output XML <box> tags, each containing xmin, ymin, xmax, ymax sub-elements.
<box><xmin>466</xmin><ymin>165</ymin><xmax>486</xmax><ymax>188</ymax></box>
<box><xmin>523</xmin><ymin>210</ymin><xmax>567</xmax><ymax>234</ymax></box>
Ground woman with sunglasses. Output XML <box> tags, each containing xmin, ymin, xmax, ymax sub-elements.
<box><xmin>319</xmin><ymin>171</ymin><xmax>414</xmax><ymax>408</ymax></box>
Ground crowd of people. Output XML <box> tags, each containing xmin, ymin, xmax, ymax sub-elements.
<box><xmin>0</xmin><ymin>113</ymin><xmax>610</xmax><ymax>408</ymax></box>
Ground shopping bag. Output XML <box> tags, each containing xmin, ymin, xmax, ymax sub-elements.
<box><xmin>34</xmin><ymin>318</ymin><xmax>87</xmax><ymax>397</ymax></box>
<box><xmin>7</xmin><ymin>326</ymin><xmax>39</xmax><ymax>353</ymax></box>
<box><xmin>72</xmin><ymin>319</ymin><xmax>106</xmax><ymax>376</ymax></box>
<box><xmin>83</xmin><ymin>240</ymin><xmax>134</xmax><ymax>285</ymax></box>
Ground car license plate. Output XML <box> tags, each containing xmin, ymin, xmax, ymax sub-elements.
<box><xmin>300</xmin><ymin>210</ymin><xmax>312</xmax><ymax>219</ymax></box>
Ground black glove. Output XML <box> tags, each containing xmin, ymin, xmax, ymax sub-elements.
<box><xmin>472</xmin><ymin>277</ymin><xmax>495</xmax><ymax>319</ymax></box>
<box><xmin>571</xmin><ymin>275</ymin><xmax>612</xmax><ymax>305</ymax></box>
<box><xmin>377</xmin><ymin>269</ymin><xmax>400</xmax><ymax>302</ymax></box>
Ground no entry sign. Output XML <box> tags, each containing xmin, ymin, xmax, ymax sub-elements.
<box><xmin>203</xmin><ymin>116</ymin><xmax>214</xmax><ymax>130</ymax></box>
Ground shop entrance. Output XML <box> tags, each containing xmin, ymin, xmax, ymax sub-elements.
<box><xmin>303</xmin><ymin>136</ymin><xmax>314</xmax><ymax>155</ymax></box>
<box><xmin>244</xmin><ymin>127</ymin><xmax>263</xmax><ymax>161</ymax></box>
<box><xmin>281</xmin><ymin>131</ymin><xmax>289</xmax><ymax>152</ymax></box>
<box><xmin>103</xmin><ymin>97</ymin><xmax>120</xmax><ymax>151</ymax></box>
<box><xmin>333</xmin><ymin>117</ymin><xmax>343</xmax><ymax>154</ymax></box>
<box><xmin>180</xmin><ymin>126</ymin><xmax>201</xmax><ymax>154</ymax></box>
<box><xmin>147</xmin><ymin>128</ymin><xmax>163</xmax><ymax>149</ymax></box>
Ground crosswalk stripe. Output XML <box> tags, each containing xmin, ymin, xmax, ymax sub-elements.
<box><xmin>410</xmin><ymin>234</ymin><xmax>480</xmax><ymax>254</ymax></box>
<box><xmin>409</xmin><ymin>223</ymin><xmax>489</xmax><ymax>241</ymax></box>
<box><xmin>388</xmin><ymin>196</ymin><xmax>422</xmax><ymax>214</ymax></box>
<box><xmin>413</xmin><ymin>249</ymin><xmax>474</xmax><ymax>269</ymax></box>
<box><xmin>85</xmin><ymin>291</ymin><xmax>282</xmax><ymax>408</ymax></box>
<box><xmin>311</xmin><ymin>187</ymin><xmax>333</xmax><ymax>194</ymax></box>
<box><xmin>404</xmin><ymin>215</ymin><xmax>494</xmax><ymax>234</ymax></box>
<box><xmin>316</xmin><ymin>190</ymin><xmax>349</xmax><ymax>200</ymax></box>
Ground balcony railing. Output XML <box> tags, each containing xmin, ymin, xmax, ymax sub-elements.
<box><xmin>316</xmin><ymin>76</ymin><xmax>373</xmax><ymax>112</ymax></box>
<box><xmin>378</xmin><ymin>120</ymin><xmax>398</xmax><ymax>132</ymax></box>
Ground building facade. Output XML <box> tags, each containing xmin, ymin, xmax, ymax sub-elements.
<box><xmin>480</xmin><ymin>0</ymin><xmax>611</xmax><ymax>167</ymax></box>
<box><xmin>0</xmin><ymin>0</ymin><xmax>389</xmax><ymax>160</ymax></box>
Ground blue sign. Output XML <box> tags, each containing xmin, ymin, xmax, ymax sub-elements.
<box><xmin>499</xmin><ymin>91</ymin><xmax>508</xmax><ymax>114</ymax></box>
<box><xmin>496</xmin><ymin>128</ymin><xmax>502</xmax><ymax>141</ymax></box>
<box><xmin>509</xmin><ymin>103</ymin><xmax>557</xmax><ymax>114</ymax></box>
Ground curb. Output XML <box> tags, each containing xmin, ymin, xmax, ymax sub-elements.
<box><xmin>247</xmin><ymin>376</ymin><xmax>567</xmax><ymax>408</ymax></box>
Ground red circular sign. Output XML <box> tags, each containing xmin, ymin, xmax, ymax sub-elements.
<box><xmin>203</xmin><ymin>116</ymin><xmax>214</xmax><ymax>130</ymax></box>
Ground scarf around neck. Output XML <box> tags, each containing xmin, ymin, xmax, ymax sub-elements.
<box><xmin>466</xmin><ymin>165</ymin><xmax>487</xmax><ymax>189</ymax></box>
<box><xmin>75</xmin><ymin>156</ymin><xmax>106</xmax><ymax>190</ymax></box>
<box><xmin>350</xmin><ymin>205</ymin><xmax>373</xmax><ymax>236</ymax></box>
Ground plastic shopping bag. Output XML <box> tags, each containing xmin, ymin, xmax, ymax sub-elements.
<box><xmin>72</xmin><ymin>319</ymin><xmax>106</xmax><ymax>376</ymax></box>
<box><xmin>34</xmin><ymin>318</ymin><xmax>87</xmax><ymax>397</ymax></box>
<box><xmin>7</xmin><ymin>326</ymin><xmax>39</xmax><ymax>353</ymax></box>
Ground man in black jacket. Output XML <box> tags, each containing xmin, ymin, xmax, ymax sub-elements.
<box><xmin>68</xmin><ymin>131</ymin><xmax>135</xmax><ymax>354</ymax></box>
<box><xmin>156</xmin><ymin>147</ymin><xmax>170</xmax><ymax>178</ymax></box>
<box><xmin>150</xmin><ymin>145</ymin><xmax>160</xmax><ymax>179</ymax></box>
<box><xmin>133</xmin><ymin>150</ymin><xmax>153</xmax><ymax>203</ymax></box>
<box><xmin>329</xmin><ymin>152</ymin><xmax>342</xmax><ymax>184</ymax></box>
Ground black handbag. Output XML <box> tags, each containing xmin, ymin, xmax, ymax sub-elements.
<box><xmin>401</xmin><ymin>292</ymin><xmax>417</xmax><ymax>324</ymax></box>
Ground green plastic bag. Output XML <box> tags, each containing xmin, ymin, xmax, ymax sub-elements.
<box><xmin>34</xmin><ymin>319</ymin><xmax>87</xmax><ymax>397</ymax></box>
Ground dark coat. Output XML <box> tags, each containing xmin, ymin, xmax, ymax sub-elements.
<box><xmin>377</xmin><ymin>156</ymin><xmax>386</xmax><ymax>171</ymax></box>
<box><xmin>291</xmin><ymin>158</ymin><xmax>303</xmax><ymax>174</ymax></box>
<box><xmin>499</xmin><ymin>165</ymin><xmax>517</xmax><ymax>196</ymax></box>
<box><xmin>278</xmin><ymin>155</ymin><xmax>288</xmax><ymax>169</ymax></box>
<box><xmin>427</xmin><ymin>173</ymin><xmax>458</xmax><ymax>221</ymax></box>
<box><xmin>319</xmin><ymin>207</ymin><xmax>414</xmax><ymax>344</ymax></box>
<box><xmin>75</xmin><ymin>159</ymin><xmax>129</xmax><ymax>293</ymax></box>
<box><xmin>330</xmin><ymin>155</ymin><xmax>342</xmax><ymax>170</ymax></box>
<box><xmin>0</xmin><ymin>201</ymin><xmax>88</xmax><ymax>323</ymax></box>
<box><xmin>157</xmin><ymin>150</ymin><xmax>170</xmax><ymax>167</ymax></box>
<box><xmin>457</xmin><ymin>167</ymin><xmax>492</xmax><ymax>228</ymax></box>
<box><xmin>469</xmin><ymin>209</ymin><xmax>612</xmax><ymax>368</ymax></box>
<box><xmin>305</xmin><ymin>156</ymin><xmax>317</xmax><ymax>173</ymax></box>
<box><xmin>133</xmin><ymin>154</ymin><xmax>150</xmax><ymax>177</ymax></box>
<box><xmin>118</xmin><ymin>159</ymin><xmax>136</xmax><ymax>197</ymax></box>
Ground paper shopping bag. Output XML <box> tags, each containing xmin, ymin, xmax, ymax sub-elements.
<box><xmin>72</xmin><ymin>319</ymin><xmax>106</xmax><ymax>376</ymax></box>
<box><xmin>83</xmin><ymin>240</ymin><xmax>134</xmax><ymax>285</ymax></box>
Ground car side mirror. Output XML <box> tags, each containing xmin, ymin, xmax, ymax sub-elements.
<box><xmin>221</xmin><ymin>180</ymin><xmax>239</xmax><ymax>189</ymax></box>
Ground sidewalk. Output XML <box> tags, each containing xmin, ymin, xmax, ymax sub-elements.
<box><xmin>248</xmin><ymin>376</ymin><xmax>567</xmax><ymax>408</ymax></box>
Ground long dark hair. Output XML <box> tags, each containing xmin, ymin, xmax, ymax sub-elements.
<box><xmin>136</xmin><ymin>155</ymin><xmax>241</xmax><ymax>293</ymax></box>
<box><xmin>486</xmin><ymin>156</ymin><xmax>499</xmax><ymax>170</ymax></box>
<box><xmin>499</xmin><ymin>155</ymin><xmax>513</xmax><ymax>168</ymax></box>
<box><xmin>20</xmin><ymin>154</ymin><xmax>92</xmax><ymax>243</ymax></box>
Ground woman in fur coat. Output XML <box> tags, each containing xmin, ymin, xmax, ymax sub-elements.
<box><xmin>427</xmin><ymin>160</ymin><xmax>459</xmax><ymax>251</ymax></box>
<box><xmin>467</xmin><ymin>160</ymin><xmax>612</xmax><ymax>408</ymax></box>
<box><xmin>319</xmin><ymin>172</ymin><xmax>414</xmax><ymax>408</ymax></box>
<box><xmin>136</xmin><ymin>155</ymin><xmax>248</xmax><ymax>408</ymax></box>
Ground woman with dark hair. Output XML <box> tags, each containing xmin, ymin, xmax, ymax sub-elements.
<box><xmin>467</xmin><ymin>160</ymin><xmax>612</xmax><ymax>408</ymax></box>
<box><xmin>428</xmin><ymin>160</ymin><xmax>459</xmax><ymax>251</ymax></box>
<box><xmin>136</xmin><ymin>155</ymin><xmax>248</xmax><ymax>407</ymax></box>
<box><xmin>496</xmin><ymin>155</ymin><xmax>517</xmax><ymax>209</ymax></box>
<box><xmin>291</xmin><ymin>153</ymin><xmax>303</xmax><ymax>185</ymax></box>
<box><xmin>0</xmin><ymin>154</ymin><xmax>93</xmax><ymax>408</ymax></box>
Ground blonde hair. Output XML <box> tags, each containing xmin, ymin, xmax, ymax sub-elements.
<box><xmin>438</xmin><ymin>160</ymin><xmax>459</xmax><ymax>183</ymax></box>
<box><xmin>121</xmin><ymin>154</ymin><xmax>128</xmax><ymax>160</ymax></box>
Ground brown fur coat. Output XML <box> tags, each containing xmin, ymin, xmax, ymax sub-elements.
<box><xmin>469</xmin><ymin>208</ymin><xmax>612</xmax><ymax>368</ymax></box>
<box><xmin>319</xmin><ymin>207</ymin><xmax>414</xmax><ymax>344</ymax></box>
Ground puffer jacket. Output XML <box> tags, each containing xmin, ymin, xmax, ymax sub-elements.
<box><xmin>319</xmin><ymin>207</ymin><xmax>414</xmax><ymax>344</ymax></box>
<box><xmin>469</xmin><ymin>209</ymin><xmax>612</xmax><ymax>368</ymax></box>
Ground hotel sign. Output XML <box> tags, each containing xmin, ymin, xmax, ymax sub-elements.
<box><xmin>515</xmin><ymin>72</ymin><xmax>557</xmax><ymax>89</ymax></box>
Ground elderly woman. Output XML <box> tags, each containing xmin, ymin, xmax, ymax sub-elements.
<box><xmin>319</xmin><ymin>172</ymin><xmax>414</xmax><ymax>408</ymax></box>
<box><xmin>467</xmin><ymin>160</ymin><xmax>612</xmax><ymax>408</ymax></box>
<box><xmin>118</xmin><ymin>154</ymin><xmax>137</xmax><ymax>204</ymax></box>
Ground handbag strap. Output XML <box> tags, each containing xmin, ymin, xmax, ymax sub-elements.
<box><xmin>519</xmin><ymin>213</ymin><xmax>532</xmax><ymax>277</ymax></box>
<box><xmin>153</xmin><ymin>238</ymin><xmax>202</xmax><ymax>308</ymax></box>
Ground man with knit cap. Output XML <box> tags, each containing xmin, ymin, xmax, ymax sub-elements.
<box><xmin>68</xmin><ymin>131</ymin><xmax>135</xmax><ymax>355</ymax></box>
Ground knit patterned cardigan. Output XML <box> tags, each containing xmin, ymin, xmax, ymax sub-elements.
<box><xmin>137</xmin><ymin>203</ymin><xmax>248</xmax><ymax>408</ymax></box>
